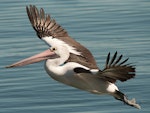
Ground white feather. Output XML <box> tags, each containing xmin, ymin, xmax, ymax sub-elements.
<box><xmin>107</xmin><ymin>83</ymin><xmax>119</xmax><ymax>93</ymax></box>
<box><xmin>42</xmin><ymin>36</ymin><xmax>81</xmax><ymax>56</ymax></box>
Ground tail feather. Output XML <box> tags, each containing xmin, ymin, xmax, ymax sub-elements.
<box><xmin>114</xmin><ymin>90</ymin><xmax>141</xmax><ymax>109</ymax></box>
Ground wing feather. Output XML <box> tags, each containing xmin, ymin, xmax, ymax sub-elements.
<box><xmin>26</xmin><ymin>5</ymin><xmax>68</xmax><ymax>38</ymax></box>
<box><xmin>109</xmin><ymin>51</ymin><xmax>117</xmax><ymax>66</ymax></box>
<box><xmin>26</xmin><ymin>5</ymin><xmax>99</xmax><ymax>69</ymax></box>
<box><xmin>99</xmin><ymin>52</ymin><xmax>136</xmax><ymax>83</ymax></box>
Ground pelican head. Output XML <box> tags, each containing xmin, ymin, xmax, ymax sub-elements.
<box><xmin>5</xmin><ymin>48</ymin><xmax>58</xmax><ymax>68</ymax></box>
<box><xmin>6</xmin><ymin>36</ymin><xmax>75</xmax><ymax>68</ymax></box>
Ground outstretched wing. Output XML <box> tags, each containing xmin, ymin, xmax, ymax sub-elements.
<box><xmin>26</xmin><ymin>5</ymin><xmax>98</xmax><ymax>69</ymax></box>
<box><xmin>26</xmin><ymin>5</ymin><xmax>68</xmax><ymax>38</ymax></box>
<box><xmin>99</xmin><ymin>52</ymin><xmax>136</xmax><ymax>83</ymax></box>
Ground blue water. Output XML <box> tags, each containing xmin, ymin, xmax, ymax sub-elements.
<box><xmin>0</xmin><ymin>0</ymin><xmax>150</xmax><ymax>113</ymax></box>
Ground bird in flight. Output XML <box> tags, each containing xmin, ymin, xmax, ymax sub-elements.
<box><xmin>6</xmin><ymin>5</ymin><xmax>141</xmax><ymax>109</ymax></box>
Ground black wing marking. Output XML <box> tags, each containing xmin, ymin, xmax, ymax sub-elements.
<box><xmin>74</xmin><ymin>67</ymin><xmax>91</xmax><ymax>74</ymax></box>
<box><xmin>100</xmin><ymin>52</ymin><xmax>136</xmax><ymax>83</ymax></box>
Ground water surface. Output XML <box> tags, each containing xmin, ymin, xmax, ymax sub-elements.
<box><xmin>0</xmin><ymin>0</ymin><xmax>150</xmax><ymax>113</ymax></box>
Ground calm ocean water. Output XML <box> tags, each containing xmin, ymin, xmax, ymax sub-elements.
<box><xmin>0</xmin><ymin>0</ymin><xmax>150</xmax><ymax>113</ymax></box>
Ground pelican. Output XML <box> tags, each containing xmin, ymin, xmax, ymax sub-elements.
<box><xmin>6</xmin><ymin>5</ymin><xmax>141</xmax><ymax>109</ymax></box>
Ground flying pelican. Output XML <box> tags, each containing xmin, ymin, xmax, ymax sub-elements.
<box><xmin>6</xmin><ymin>5</ymin><xmax>141</xmax><ymax>109</ymax></box>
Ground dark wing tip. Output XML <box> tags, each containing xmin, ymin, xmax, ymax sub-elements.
<box><xmin>26</xmin><ymin>5</ymin><xmax>68</xmax><ymax>38</ymax></box>
<box><xmin>109</xmin><ymin>51</ymin><xmax>117</xmax><ymax>66</ymax></box>
<box><xmin>105</xmin><ymin>52</ymin><xmax>110</xmax><ymax>68</ymax></box>
<box><xmin>102</xmin><ymin>52</ymin><xmax>136</xmax><ymax>83</ymax></box>
<box><xmin>105</xmin><ymin>51</ymin><xmax>131</xmax><ymax>69</ymax></box>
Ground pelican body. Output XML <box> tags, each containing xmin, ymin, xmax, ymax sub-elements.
<box><xmin>6</xmin><ymin>5</ymin><xmax>141</xmax><ymax>109</ymax></box>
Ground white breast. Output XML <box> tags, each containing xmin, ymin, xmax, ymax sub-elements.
<box><xmin>45</xmin><ymin>61</ymin><xmax>113</xmax><ymax>94</ymax></box>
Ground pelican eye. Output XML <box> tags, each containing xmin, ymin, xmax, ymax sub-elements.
<box><xmin>50</xmin><ymin>47</ymin><xmax>57</xmax><ymax>51</ymax></box>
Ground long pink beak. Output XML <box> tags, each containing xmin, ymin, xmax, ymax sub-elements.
<box><xmin>6</xmin><ymin>49</ymin><xmax>57</xmax><ymax>68</ymax></box>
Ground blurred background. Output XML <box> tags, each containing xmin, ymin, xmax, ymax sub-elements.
<box><xmin>0</xmin><ymin>0</ymin><xmax>150</xmax><ymax>113</ymax></box>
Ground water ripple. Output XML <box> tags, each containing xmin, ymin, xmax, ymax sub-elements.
<box><xmin>0</xmin><ymin>0</ymin><xmax>150</xmax><ymax>113</ymax></box>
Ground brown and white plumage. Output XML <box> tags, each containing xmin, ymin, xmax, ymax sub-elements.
<box><xmin>26</xmin><ymin>5</ymin><xmax>98</xmax><ymax>69</ymax></box>
<box><xmin>100</xmin><ymin>51</ymin><xmax>135</xmax><ymax>83</ymax></box>
<box><xmin>26</xmin><ymin>5</ymin><xmax>136</xmax><ymax>82</ymax></box>
<box><xmin>6</xmin><ymin>5</ymin><xmax>141</xmax><ymax>109</ymax></box>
